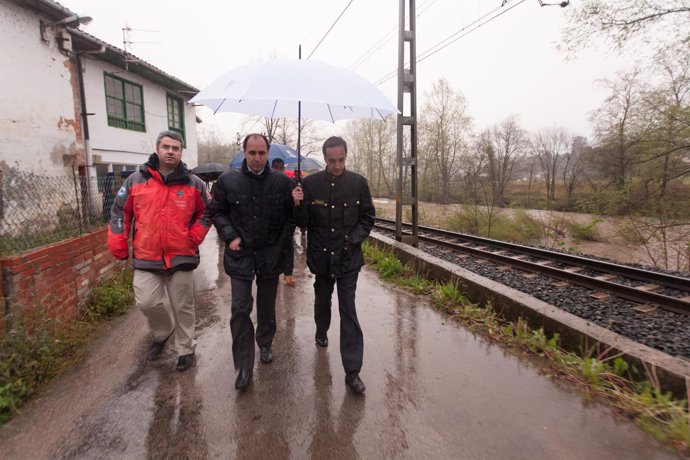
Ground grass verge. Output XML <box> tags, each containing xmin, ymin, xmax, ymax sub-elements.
<box><xmin>363</xmin><ymin>241</ymin><xmax>689</xmax><ymax>455</ymax></box>
<box><xmin>0</xmin><ymin>268</ymin><xmax>133</xmax><ymax>424</ymax></box>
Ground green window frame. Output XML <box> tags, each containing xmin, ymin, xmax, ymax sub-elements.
<box><xmin>166</xmin><ymin>94</ymin><xmax>185</xmax><ymax>144</ymax></box>
<box><xmin>104</xmin><ymin>72</ymin><xmax>145</xmax><ymax>132</ymax></box>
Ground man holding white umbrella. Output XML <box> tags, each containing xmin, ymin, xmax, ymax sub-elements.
<box><xmin>292</xmin><ymin>136</ymin><xmax>375</xmax><ymax>394</ymax></box>
<box><xmin>191</xmin><ymin>57</ymin><xmax>395</xmax><ymax>392</ymax></box>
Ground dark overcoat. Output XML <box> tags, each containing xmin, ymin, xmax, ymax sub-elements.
<box><xmin>209</xmin><ymin>160</ymin><xmax>294</xmax><ymax>280</ymax></box>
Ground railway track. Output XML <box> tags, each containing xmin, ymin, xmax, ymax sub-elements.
<box><xmin>374</xmin><ymin>217</ymin><xmax>690</xmax><ymax>317</ymax></box>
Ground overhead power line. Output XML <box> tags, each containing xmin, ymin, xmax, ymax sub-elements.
<box><xmin>301</xmin><ymin>0</ymin><xmax>338</xmax><ymax>48</ymax></box>
<box><xmin>348</xmin><ymin>0</ymin><xmax>438</xmax><ymax>71</ymax></box>
<box><xmin>374</xmin><ymin>0</ymin><xmax>529</xmax><ymax>86</ymax></box>
<box><xmin>307</xmin><ymin>0</ymin><xmax>355</xmax><ymax>59</ymax></box>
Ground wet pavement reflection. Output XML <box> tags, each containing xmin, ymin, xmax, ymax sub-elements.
<box><xmin>0</xmin><ymin>228</ymin><xmax>681</xmax><ymax>459</ymax></box>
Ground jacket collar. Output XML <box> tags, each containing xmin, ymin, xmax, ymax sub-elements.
<box><xmin>142</xmin><ymin>153</ymin><xmax>191</xmax><ymax>185</ymax></box>
<box><xmin>241</xmin><ymin>159</ymin><xmax>271</xmax><ymax>179</ymax></box>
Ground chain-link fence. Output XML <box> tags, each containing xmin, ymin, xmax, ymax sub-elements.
<box><xmin>0</xmin><ymin>169</ymin><xmax>126</xmax><ymax>257</ymax></box>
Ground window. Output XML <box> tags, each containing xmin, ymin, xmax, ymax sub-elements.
<box><xmin>167</xmin><ymin>94</ymin><xmax>185</xmax><ymax>144</ymax></box>
<box><xmin>104</xmin><ymin>73</ymin><xmax>145</xmax><ymax>132</ymax></box>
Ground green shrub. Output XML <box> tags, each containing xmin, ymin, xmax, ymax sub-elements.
<box><xmin>405</xmin><ymin>274</ymin><xmax>435</xmax><ymax>294</ymax></box>
<box><xmin>0</xmin><ymin>268</ymin><xmax>133</xmax><ymax>424</ymax></box>
<box><xmin>85</xmin><ymin>269</ymin><xmax>133</xmax><ymax>319</ymax></box>
<box><xmin>432</xmin><ymin>281</ymin><xmax>467</xmax><ymax>306</ymax></box>
<box><xmin>568</xmin><ymin>218</ymin><xmax>602</xmax><ymax>242</ymax></box>
<box><xmin>377</xmin><ymin>256</ymin><xmax>404</xmax><ymax>278</ymax></box>
<box><xmin>444</xmin><ymin>207</ymin><xmax>541</xmax><ymax>244</ymax></box>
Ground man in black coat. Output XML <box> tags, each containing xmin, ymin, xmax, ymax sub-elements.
<box><xmin>209</xmin><ymin>133</ymin><xmax>294</xmax><ymax>390</ymax></box>
<box><xmin>292</xmin><ymin>136</ymin><xmax>375</xmax><ymax>394</ymax></box>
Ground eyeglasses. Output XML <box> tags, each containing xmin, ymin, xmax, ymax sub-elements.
<box><xmin>160</xmin><ymin>143</ymin><xmax>182</xmax><ymax>152</ymax></box>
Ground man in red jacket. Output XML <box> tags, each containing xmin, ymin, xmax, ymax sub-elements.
<box><xmin>108</xmin><ymin>131</ymin><xmax>211</xmax><ymax>371</ymax></box>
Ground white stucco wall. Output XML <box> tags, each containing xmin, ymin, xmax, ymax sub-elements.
<box><xmin>0</xmin><ymin>1</ymin><xmax>80</xmax><ymax>176</ymax></box>
<box><xmin>81</xmin><ymin>57</ymin><xmax>199</xmax><ymax>171</ymax></box>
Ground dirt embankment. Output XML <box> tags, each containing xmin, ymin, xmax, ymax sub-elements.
<box><xmin>373</xmin><ymin>200</ymin><xmax>690</xmax><ymax>272</ymax></box>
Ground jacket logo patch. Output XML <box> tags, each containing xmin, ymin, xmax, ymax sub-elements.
<box><xmin>177</xmin><ymin>190</ymin><xmax>184</xmax><ymax>197</ymax></box>
<box><xmin>117</xmin><ymin>186</ymin><xmax>127</xmax><ymax>197</ymax></box>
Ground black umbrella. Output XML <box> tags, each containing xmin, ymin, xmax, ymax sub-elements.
<box><xmin>192</xmin><ymin>162</ymin><xmax>228</xmax><ymax>182</ymax></box>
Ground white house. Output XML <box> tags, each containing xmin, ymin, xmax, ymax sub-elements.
<box><xmin>1</xmin><ymin>0</ymin><xmax>200</xmax><ymax>180</ymax></box>
<box><xmin>0</xmin><ymin>0</ymin><xmax>201</xmax><ymax>244</ymax></box>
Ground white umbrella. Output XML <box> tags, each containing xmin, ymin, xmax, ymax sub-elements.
<box><xmin>190</xmin><ymin>58</ymin><xmax>398</xmax><ymax>123</ymax></box>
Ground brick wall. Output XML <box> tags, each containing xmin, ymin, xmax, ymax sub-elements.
<box><xmin>0</xmin><ymin>227</ymin><xmax>123</xmax><ymax>326</ymax></box>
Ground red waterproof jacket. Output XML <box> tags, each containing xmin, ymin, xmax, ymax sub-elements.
<box><xmin>107</xmin><ymin>154</ymin><xmax>211</xmax><ymax>272</ymax></box>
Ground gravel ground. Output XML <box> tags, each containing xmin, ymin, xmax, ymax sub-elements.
<box><xmin>421</xmin><ymin>242</ymin><xmax>690</xmax><ymax>359</ymax></box>
<box><xmin>372</xmin><ymin>201</ymin><xmax>690</xmax><ymax>358</ymax></box>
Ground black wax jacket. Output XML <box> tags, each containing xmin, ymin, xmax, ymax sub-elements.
<box><xmin>209</xmin><ymin>159</ymin><xmax>294</xmax><ymax>280</ymax></box>
<box><xmin>294</xmin><ymin>169</ymin><xmax>375</xmax><ymax>277</ymax></box>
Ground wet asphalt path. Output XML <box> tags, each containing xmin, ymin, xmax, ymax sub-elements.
<box><xmin>0</xmin><ymin>228</ymin><xmax>680</xmax><ymax>459</ymax></box>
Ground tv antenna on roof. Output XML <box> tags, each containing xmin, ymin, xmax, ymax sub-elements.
<box><xmin>122</xmin><ymin>24</ymin><xmax>161</xmax><ymax>69</ymax></box>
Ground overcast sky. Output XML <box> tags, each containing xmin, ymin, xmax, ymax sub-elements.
<box><xmin>60</xmin><ymin>0</ymin><xmax>637</xmax><ymax>144</ymax></box>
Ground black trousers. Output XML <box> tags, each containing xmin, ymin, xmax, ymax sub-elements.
<box><xmin>314</xmin><ymin>272</ymin><xmax>363</xmax><ymax>374</ymax></box>
<box><xmin>230</xmin><ymin>276</ymin><xmax>279</xmax><ymax>371</ymax></box>
<box><xmin>284</xmin><ymin>240</ymin><xmax>294</xmax><ymax>276</ymax></box>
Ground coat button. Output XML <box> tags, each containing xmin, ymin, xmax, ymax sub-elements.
<box><xmin>323</xmin><ymin>248</ymin><xmax>327</xmax><ymax>252</ymax></box>
<box><xmin>331</xmin><ymin>205</ymin><xmax>335</xmax><ymax>209</ymax></box>
<box><xmin>331</xmin><ymin>228</ymin><xmax>334</xmax><ymax>232</ymax></box>
<box><xmin>330</xmin><ymin>251</ymin><xmax>334</xmax><ymax>255</ymax></box>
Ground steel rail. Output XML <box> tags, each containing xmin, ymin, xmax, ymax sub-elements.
<box><xmin>374</xmin><ymin>218</ymin><xmax>690</xmax><ymax>316</ymax></box>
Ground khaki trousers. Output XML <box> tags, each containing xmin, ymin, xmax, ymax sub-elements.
<box><xmin>133</xmin><ymin>269</ymin><xmax>196</xmax><ymax>355</ymax></box>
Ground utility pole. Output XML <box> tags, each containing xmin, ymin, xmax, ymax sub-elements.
<box><xmin>395</xmin><ymin>0</ymin><xmax>419</xmax><ymax>245</ymax></box>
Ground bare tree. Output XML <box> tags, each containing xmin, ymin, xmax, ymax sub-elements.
<box><xmin>197</xmin><ymin>126</ymin><xmax>233</xmax><ymax>164</ymax></box>
<box><xmin>419</xmin><ymin>78</ymin><xmax>472</xmax><ymax>203</ymax></box>
<box><xmin>484</xmin><ymin>116</ymin><xmax>528</xmax><ymax>206</ymax></box>
<box><xmin>636</xmin><ymin>47</ymin><xmax>690</xmax><ymax>200</ymax></box>
<box><xmin>560</xmin><ymin>0</ymin><xmax>690</xmax><ymax>56</ymax></box>
<box><xmin>532</xmin><ymin>127</ymin><xmax>571</xmax><ymax>204</ymax></box>
<box><xmin>242</xmin><ymin>116</ymin><xmax>321</xmax><ymax>156</ymax></box>
<box><xmin>562</xmin><ymin>136</ymin><xmax>589</xmax><ymax>207</ymax></box>
<box><xmin>345</xmin><ymin>117</ymin><xmax>396</xmax><ymax>197</ymax></box>
<box><xmin>590</xmin><ymin>69</ymin><xmax>646</xmax><ymax>189</ymax></box>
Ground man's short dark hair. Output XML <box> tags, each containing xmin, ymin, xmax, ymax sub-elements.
<box><xmin>156</xmin><ymin>130</ymin><xmax>184</xmax><ymax>149</ymax></box>
<box><xmin>271</xmin><ymin>158</ymin><xmax>285</xmax><ymax>167</ymax></box>
<box><xmin>322</xmin><ymin>136</ymin><xmax>347</xmax><ymax>155</ymax></box>
<box><xmin>243</xmin><ymin>133</ymin><xmax>270</xmax><ymax>151</ymax></box>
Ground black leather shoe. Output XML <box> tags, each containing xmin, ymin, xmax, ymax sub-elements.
<box><xmin>260</xmin><ymin>346</ymin><xmax>273</xmax><ymax>364</ymax></box>
<box><xmin>235</xmin><ymin>368</ymin><xmax>253</xmax><ymax>390</ymax></box>
<box><xmin>176</xmin><ymin>353</ymin><xmax>195</xmax><ymax>371</ymax></box>
<box><xmin>315</xmin><ymin>334</ymin><xmax>328</xmax><ymax>348</ymax></box>
<box><xmin>147</xmin><ymin>330</ymin><xmax>173</xmax><ymax>360</ymax></box>
<box><xmin>345</xmin><ymin>372</ymin><xmax>366</xmax><ymax>394</ymax></box>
